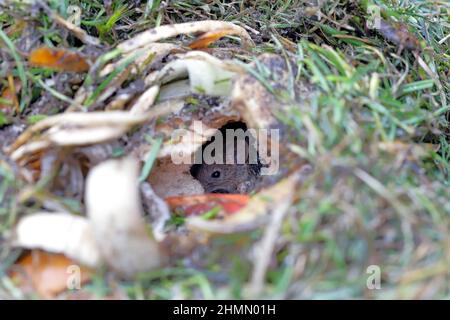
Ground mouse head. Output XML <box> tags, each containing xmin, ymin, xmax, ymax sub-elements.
<box><xmin>193</xmin><ymin>164</ymin><xmax>254</xmax><ymax>194</ymax></box>
<box><xmin>194</xmin><ymin>164</ymin><xmax>236</xmax><ymax>194</ymax></box>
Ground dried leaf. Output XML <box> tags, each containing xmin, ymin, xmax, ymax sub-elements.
<box><xmin>10</xmin><ymin>250</ymin><xmax>92</xmax><ymax>299</ymax></box>
<box><xmin>186</xmin><ymin>172</ymin><xmax>301</xmax><ymax>234</ymax></box>
<box><xmin>29</xmin><ymin>47</ymin><xmax>90</xmax><ymax>73</ymax></box>
<box><xmin>188</xmin><ymin>29</ymin><xmax>238</xmax><ymax>49</ymax></box>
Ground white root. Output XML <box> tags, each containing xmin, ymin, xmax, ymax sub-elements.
<box><xmin>85</xmin><ymin>156</ymin><xmax>167</xmax><ymax>278</ymax></box>
<box><xmin>8</xmin><ymin>108</ymin><xmax>170</xmax><ymax>162</ymax></box>
<box><xmin>13</xmin><ymin>212</ymin><xmax>101</xmax><ymax>268</ymax></box>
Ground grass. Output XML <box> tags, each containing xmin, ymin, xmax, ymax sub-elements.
<box><xmin>0</xmin><ymin>0</ymin><xmax>449</xmax><ymax>299</ymax></box>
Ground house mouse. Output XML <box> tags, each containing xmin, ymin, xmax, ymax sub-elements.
<box><xmin>191</xmin><ymin>122</ymin><xmax>261</xmax><ymax>194</ymax></box>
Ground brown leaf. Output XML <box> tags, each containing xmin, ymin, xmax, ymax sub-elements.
<box><xmin>10</xmin><ymin>250</ymin><xmax>93</xmax><ymax>299</ymax></box>
<box><xmin>29</xmin><ymin>47</ymin><xmax>90</xmax><ymax>73</ymax></box>
<box><xmin>188</xmin><ymin>29</ymin><xmax>238</xmax><ymax>49</ymax></box>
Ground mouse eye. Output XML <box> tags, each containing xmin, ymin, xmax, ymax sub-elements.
<box><xmin>211</xmin><ymin>170</ymin><xmax>221</xmax><ymax>178</ymax></box>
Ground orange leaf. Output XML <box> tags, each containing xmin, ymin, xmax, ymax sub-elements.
<box><xmin>188</xmin><ymin>29</ymin><xmax>238</xmax><ymax>49</ymax></box>
<box><xmin>28</xmin><ymin>47</ymin><xmax>90</xmax><ymax>72</ymax></box>
<box><xmin>166</xmin><ymin>194</ymin><xmax>249</xmax><ymax>216</ymax></box>
<box><xmin>10</xmin><ymin>250</ymin><xmax>93</xmax><ymax>299</ymax></box>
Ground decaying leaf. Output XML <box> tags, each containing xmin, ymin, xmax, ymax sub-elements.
<box><xmin>188</xmin><ymin>29</ymin><xmax>241</xmax><ymax>49</ymax></box>
<box><xmin>10</xmin><ymin>250</ymin><xmax>93</xmax><ymax>299</ymax></box>
<box><xmin>29</xmin><ymin>47</ymin><xmax>90</xmax><ymax>73</ymax></box>
<box><xmin>186</xmin><ymin>171</ymin><xmax>302</xmax><ymax>234</ymax></box>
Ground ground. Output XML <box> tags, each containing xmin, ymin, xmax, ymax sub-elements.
<box><xmin>0</xmin><ymin>0</ymin><xmax>449</xmax><ymax>299</ymax></box>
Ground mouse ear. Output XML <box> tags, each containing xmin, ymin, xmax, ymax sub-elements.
<box><xmin>190</xmin><ymin>163</ymin><xmax>202</xmax><ymax>178</ymax></box>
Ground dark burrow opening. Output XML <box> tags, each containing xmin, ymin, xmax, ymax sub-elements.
<box><xmin>190</xmin><ymin>121</ymin><xmax>262</xmax><ymax>194</ymax></box>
